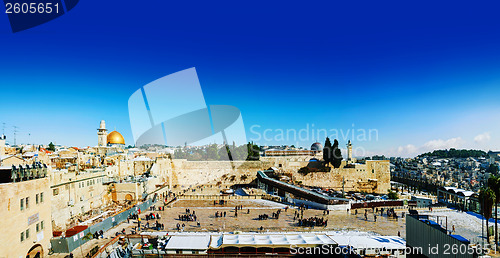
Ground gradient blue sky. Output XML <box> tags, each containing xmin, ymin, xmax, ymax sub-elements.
<box><xmin>1</xmin><ymin>1</ymin><xmax>500</xmax><ymax>157</ymax></box>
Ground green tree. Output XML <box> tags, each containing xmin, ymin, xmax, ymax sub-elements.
<box><xmin>246</xmin><ymin>142</ymin><xmax>260</xmax><ymax>161</ymax></box>
<box><xmin>480</xmin><ymin>187</ymin><xmax>496</xmax><ymax>242</ymax></box>
<box><xmin>387</xmin><ymin>189</ymin><xmax>399</xmax><ymax>200</ymax></box>
<box><xmin>487</xmin><ymin>164</ymin><xmax>499</xmax><ymax>174</ymax></box>
<box><xmin>323</xmin><ymin>137</ymin><xmax>332</xmax><ymax>167</ymax></box>
<box><xmin>47</xmin><ymin>142</ymin><xmax>55</xmax><ymax>152</ymax></box>
<box><xmin>418</xmin><ymin>149</ymin><xmax>487</xmax><ymax>158</ymax></box>
<box><xmin>332</xmin><ymin>139</ymin><xmax>343</xmax><ymax>168</ymax></box>
<box><xmin>206</xmin><ymin>144</ymin><xmax>219</xmax><ymax>160</ymax></box>
<box><xmin>489</xmin><ymin>176</ymin><xmax>500</xmax><ymax>246</ymax></box>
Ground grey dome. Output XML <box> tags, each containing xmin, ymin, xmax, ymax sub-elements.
<box><xmin>311</xmin><ymin>142</ymin><xmax>323</xmax><ymax>151</ymax></box>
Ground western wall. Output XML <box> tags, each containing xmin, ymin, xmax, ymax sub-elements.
<box><xmin>163</xmin><ymin>156</ymin><xmax>390</xmax><ymax>194</ymax></box>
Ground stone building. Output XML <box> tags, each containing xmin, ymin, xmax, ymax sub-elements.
<box><xmin>49</xmin><ymin>168</ymin><xmax>109</xmax><ymax>230</ymax></box>
<box><xmin>0</xmin><ymin>165</ymin><xmax>52</xmax><ymax>258</ymax></box>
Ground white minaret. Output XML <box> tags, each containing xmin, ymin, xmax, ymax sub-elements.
<box><xmin>347</xmin><ymin>140</ymin><xmax>352</xmax><ymax>164</ymax></box>
<box><xmin>97</xmin><ymin>120</ymin><xmax>108</xmax><ymax>147</ymax></box>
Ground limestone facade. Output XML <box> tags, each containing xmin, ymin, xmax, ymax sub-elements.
<box><xmin>0</xmin><ymin>177</ymin><xmax>52</xmax><ymax>258</ymax></box>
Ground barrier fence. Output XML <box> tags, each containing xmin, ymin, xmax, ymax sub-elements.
<box><xmin>351</xmin><ymin>200</ymin><xmax>404</xmax><ymax>209</ymax></box>
<box><xmin>176</xmin><ymin>194</ymin><xmax>267</xmax><ymax>200</ymax></box>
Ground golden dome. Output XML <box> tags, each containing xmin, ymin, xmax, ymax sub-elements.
<box><xmin>107</xmin><ymin>131</ymin><xmax>125</xmax><ymax>145</ymax></box>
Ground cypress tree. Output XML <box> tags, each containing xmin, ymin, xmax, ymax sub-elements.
<box><xmin>323</xmin><ymin>137</ymin><xmax>332</xmax><ymax>167</ymax></box>
<box><xmin>332</xmin><ymin>139</ymin><xmax>343</xmax><ymax>168</ymax></box>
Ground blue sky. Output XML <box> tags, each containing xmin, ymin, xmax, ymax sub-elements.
<box><xmin>1</xmin><ymin>1</ymin><xmax>500</xmax><ymax>157</ymax></box>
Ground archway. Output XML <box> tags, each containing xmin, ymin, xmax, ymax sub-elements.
<box><xmin>27</xmin><ymin>244</ymin><xmax>43</xmax><ymax>258</ymax></box>
<box><xmin>125</xmin><ymin>194</ymin><xmax>134</xmax><ymax>201</ymax></box>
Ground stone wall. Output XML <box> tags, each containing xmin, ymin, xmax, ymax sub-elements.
<box><xmin>291</xmin><ymin>160</ymin><xmax>390</xmax><ymax>194</ymax></box>
<box><xmin>50</xmin><ymin>169</ymin><xmax>108</xmax><ymax>229</ymax></box>
<box><xmin>170</xmin><ymin>159</ymin><xmax>272</xmax><ymax>188</ymax></box>
<box><xmin>166</xmin><ymin>157</ymin><xmax>390</xmax><ymax>194</ymax></box>
<box><xmin>104</xmin><ymin>156</ymin><xmax>389</xmax><ymax>199</ymax></box>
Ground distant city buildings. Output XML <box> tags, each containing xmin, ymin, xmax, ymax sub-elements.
<box><xmin>391</xmin><ymin>154</ymin><xmax>498</xmax><ymax>191</ymax></box>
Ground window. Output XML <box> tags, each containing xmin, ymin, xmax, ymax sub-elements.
<box><xmin>20</xmin><ymin>198</ymin><xmax>24</xmax><ymax>211</ymax></box>
<box><xmin>20</xmin><ymin>232</ymin><xmax>24</xmax><ymax>242</ymax></box>
<box><xmin>41</xmin><ymin>221</ymin><xmax>44</xmax><ymax>230</ymax></box>
<box><xmin>40</xmin><ymin>192</ymin><xmax>44</xmax><ymax>203</ymax></box>
<box><xmin>36</xmin><ymin>223</ymin><xmax>40</xmax><ymax>232</ymax></box>
<box><xmin>26</xmin><ymin>197</ymin><xmax>29</xmax><ymax>209</ymax></box>
<box><xmin>36</xmin><ymin>194</ymin><xmax>39</xmax><ymax>204</ymax></box>
<box><xmin>53</xmin><ymin>188</ymin><xmax>59</xmax><ymax>196</ymax></box>
<box><xmin>25</xmin><ymin>229</ymin><xmax>30</xmax><ymax>239</ymax></box>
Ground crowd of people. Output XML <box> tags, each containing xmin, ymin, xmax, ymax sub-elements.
<box><xmin>215</xmin><ymin>211</ymin><xmax>226</xmax><ymax>218</ymax></box>
<box><xmin>149</xmin><ymin>205</ymin><xmax>165</xmax><ymax>211</ymax></box>
<box><xmin>213</xmin><ymin>200</ymin><xmax>227</xmax><ymax>205</ymax></box>
<box><xmin>93</xmin><ymin>230</ymin><xmax>104</xmax><ymax>239</ymax></box>
<box><xmin>145</xmin><ymin>212</ymin><xmax>161</xmax><ymax>221</ymax></box>
<box><xmin>257</xmin><ymin>214</ymin><xmax>269</xmax><ymax>220</ymax></box>
<box><xmin>128</xmin><ymin>212</ymin><xmax>139</xmax><ymax>220</ymax></box>
<box><xmin>385</xmin><ymin>208</ymin><xmax>398</xmax><ymax>219</ymax></box>
<box><xmin>257</xmin><ymin>209</ymin><xmax>282</xmax><ymax>220</ymax></box>
<box><xmin>179</xmin><ymin>209</ymin><xmax>197</xmax><ymax>221</ymax></box>
<box><xmin>297</xmin><ymin>216</ymin><xmax>328</xmax><ymax>227</ymax></box>
<box><xmin>143</xmin><ymin>220</ymin><xmax>165</xmax><ymax>230</ymax></box>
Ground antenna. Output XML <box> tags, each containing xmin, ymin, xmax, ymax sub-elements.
<box><xmin>2</xmin><ymin>122</ymin><xmax>5</xmax><ymax>135</ymax></box>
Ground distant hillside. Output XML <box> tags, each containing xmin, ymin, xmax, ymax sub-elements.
<box><xmin>418</xmin><ymin>148</ymin><xmax>486</xmax><ymax>158</ymax></box>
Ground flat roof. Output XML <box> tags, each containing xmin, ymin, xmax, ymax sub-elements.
<box><xmin>328</xmin><ymin>235</ymin><xmax>406</xmax><ymax>249</ymax></box>
<box><xmin>164</xmin><ymin>235</ymin><xmax>211</xmax><ymax>250</ymax></box>
<box><xmin>213</xmin><ymin>233</ymin><xmax>337</xmax><ymax>248</ymax></box>
<box><xmin>135</xmin><ymin>232</ymin><xmax>405</xmax><ymax>251</ymax></box>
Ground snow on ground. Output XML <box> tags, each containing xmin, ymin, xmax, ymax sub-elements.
<box><xmin>418</xmin><ymin>209</ymin><xmax>484</xmax><ymax>243</ymax></box>
<box><xmin>245</xmin><ymin>198</ymin><xmax>289</xmax><ymax>208</ymax></box>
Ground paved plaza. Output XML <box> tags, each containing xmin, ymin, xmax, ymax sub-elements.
<box><xmin>50</xmin><ymin>198</ymin><xmax>492</xmax><ymax>257</ymax></box>
<box><xmin>139</xmin><ymin>199</ymin><xmax>407</xmax><ymax>237</ymax></box>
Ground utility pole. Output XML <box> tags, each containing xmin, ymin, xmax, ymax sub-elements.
<box><xmin>342</xmin><ymin>176</ymin><xmax>345</xmax><ymax>198</ymax></box>
<box><xmin>13</xmin><ymin>126</ymin><xmax>18</xmax><ymax>146</ymax></box>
